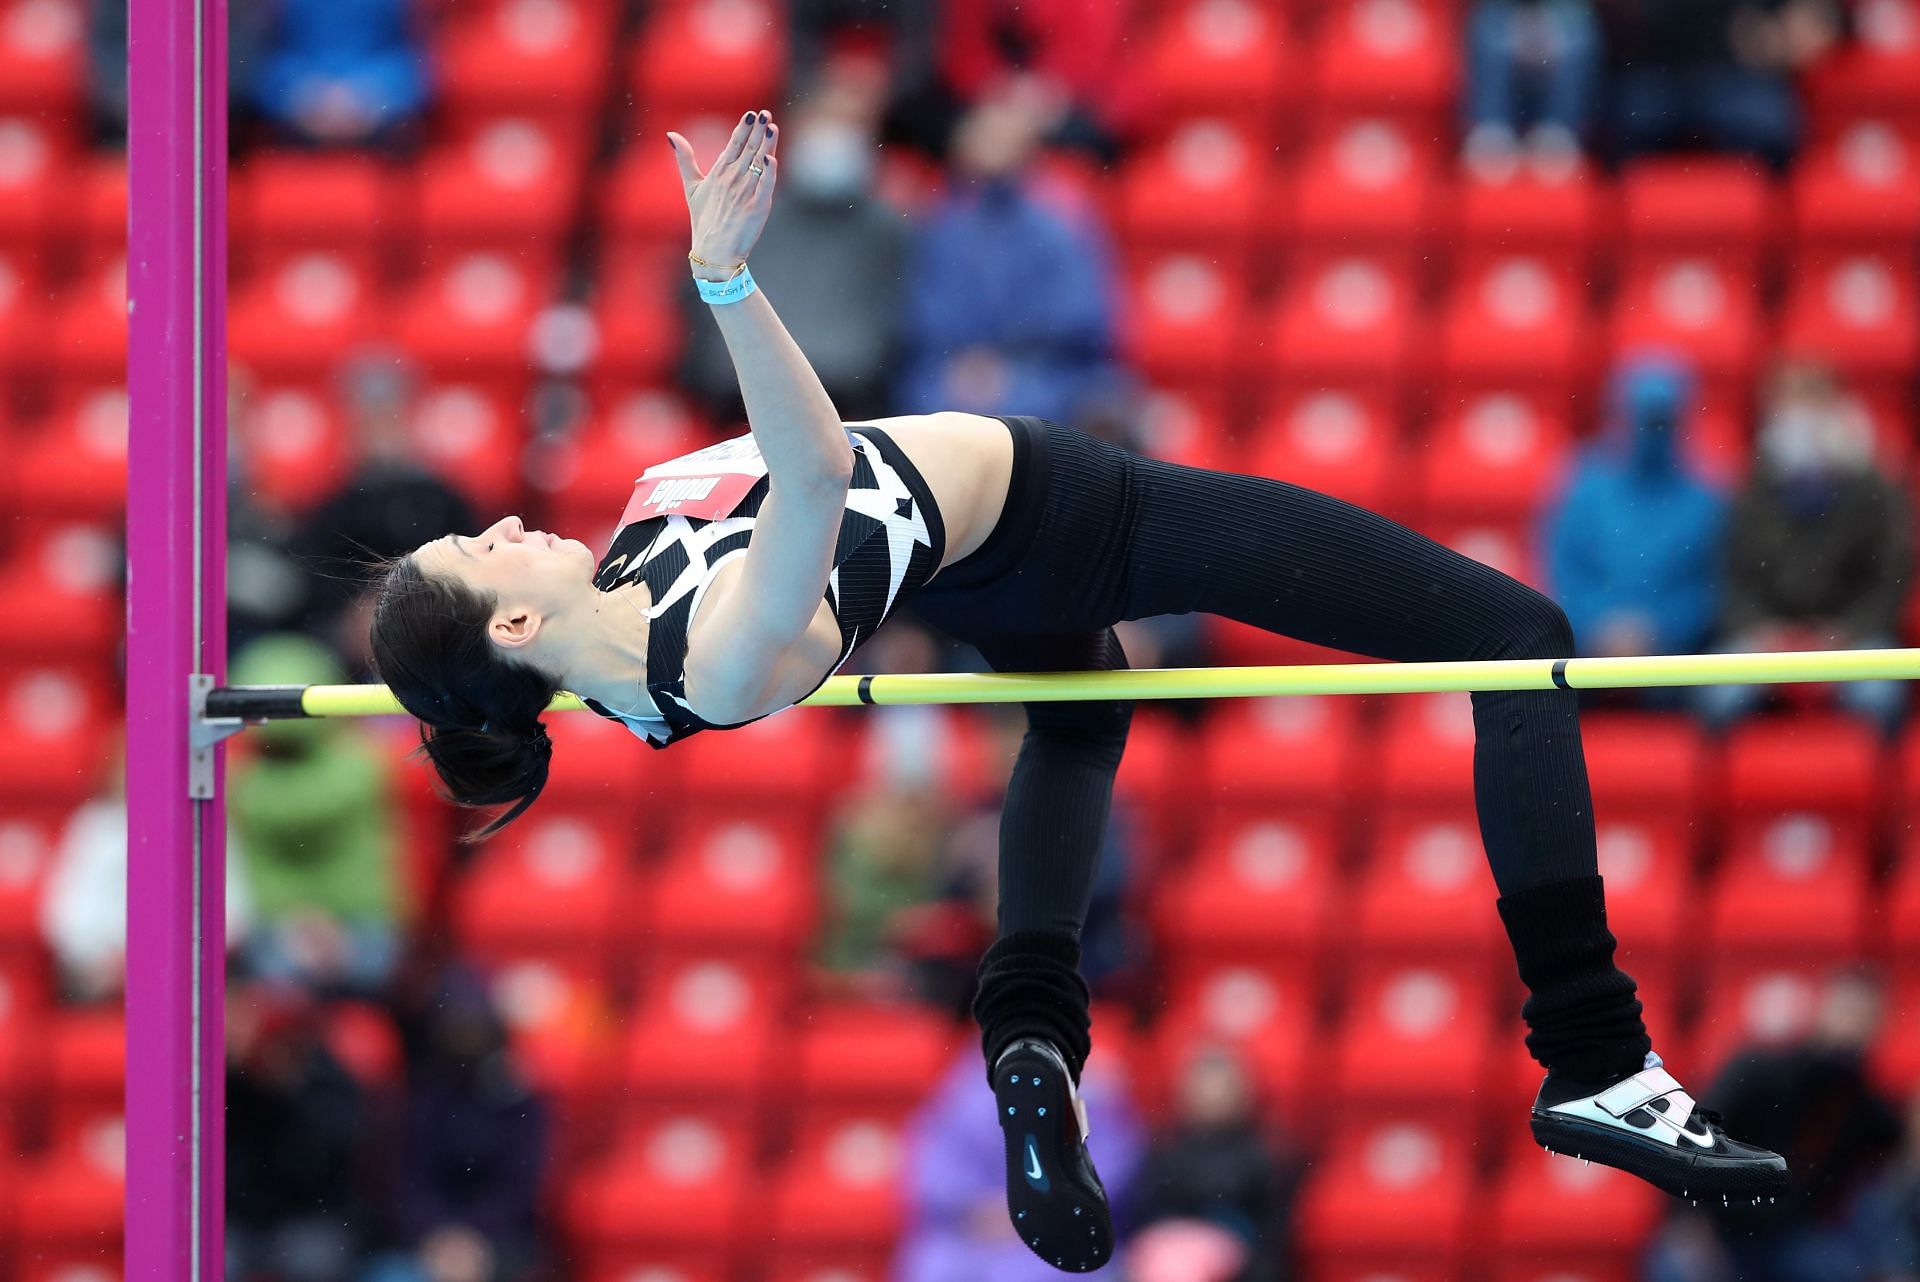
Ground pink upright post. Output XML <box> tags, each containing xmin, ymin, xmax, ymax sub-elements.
<box><xmin>125</xmin><ymin>0</ymin><xmax>228</xmax><ymax>1275</ymax></box>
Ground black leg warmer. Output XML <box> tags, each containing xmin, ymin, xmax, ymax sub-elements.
<box><xmin>1497</xmin><ymin>874</ymin><xmax>1652</xmax><ymax>1083</ymax></box>
<box><xmin>972</xmin><ymin>930</ymin><xmax>1093</xmax><ymax>1086</ymax></box>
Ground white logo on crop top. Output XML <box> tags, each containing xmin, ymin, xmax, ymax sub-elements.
<box><xmin>647</xmin><ymin>476</ymin><xmax>723</xmax><ymax>511</ymax></box>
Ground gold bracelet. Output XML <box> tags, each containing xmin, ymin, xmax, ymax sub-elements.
<box><xmin>688</xmin><ymin>251</ymin><xmax>746</xmax><ymax>278</ymax></box>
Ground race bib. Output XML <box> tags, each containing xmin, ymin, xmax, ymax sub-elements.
<box><xmin>619</xmin><ymin>434</ymin><xmax>770</xmax><ymax>525</ymax></box>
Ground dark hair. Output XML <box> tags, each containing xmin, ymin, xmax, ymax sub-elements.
<box><xmin>369</xmin><ymin>555</ymin><xmax>563</xmax><ymax>841</ymax></box>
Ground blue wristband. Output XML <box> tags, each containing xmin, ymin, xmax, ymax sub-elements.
<box><xmin>694</xmin><ymin>265</ymin><xmax>757</xmax><ymax>306</ymax></box>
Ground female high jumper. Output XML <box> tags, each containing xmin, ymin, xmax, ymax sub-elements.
<box><xmin>370</xmin><ymin>109</ymin><xmax>1787</xmax><ymax>1272</ymax></box>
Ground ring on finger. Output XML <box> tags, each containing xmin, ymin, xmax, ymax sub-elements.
<box><xmin>748</xmin><ymin>163</ymin><xmax>765</xmax><ymax>175</ymax></box>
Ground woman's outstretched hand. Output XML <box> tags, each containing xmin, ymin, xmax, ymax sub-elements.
<box><xmin>667</xmin><ymin>109</ymin><xmax>779</xmax><ymax>280</ymax></box>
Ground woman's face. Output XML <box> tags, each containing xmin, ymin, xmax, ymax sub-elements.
<box><xmin>412</xmin><ymin>515</ymin><xmax>600</xmax><ymax>647</ymax></box>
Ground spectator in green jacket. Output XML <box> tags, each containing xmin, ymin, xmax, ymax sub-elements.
<box><xmin>229</xmin><ymin>633</ymin><xmax>403</xmax><ymax>996</ymax></box>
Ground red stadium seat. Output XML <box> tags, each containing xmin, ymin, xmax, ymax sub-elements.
<box><xmin>1121</xmin><ymin>252</ymin><xmax>1254</xmax><ymax>392</ymax></box>
<box><xmin>790</xmin><ymin>1001</ymin><xmax>959</xmax><ymax>1112</ymax></box>
<box><xmin>0</xmin><ymin>667</ymin><xmax>112</xmax><ymax>808</ymax></box>
<box><xmin>437</xmin><ymin>0</ymin><xmax>616</xmax><ymax>126</ymax></box>
<box><xmin>1156</xmin><ymin>813</ymin><xmax>1341</xmax><ymax>969</ymax></box>
<box><xmin>534</xmin><ymin>388</ymin><xmax>713</xmax><ymax>536</ymax></box>
<box><xmin>624</xmin><ymin>955</ymin><xmax>790</xmax><ymax>1104</ymax></box>
<box><xmin>1307</xmin><ymin>0</ymin><xmax>1458</xmax><ymax>126</ymax></box>
<box><xmin>671</xmin><ymin>707</ymin><xmax>843</xmax><ymax>822</ymax></box>
<box><xmin>1135</xmin><ymin>0</ymin><xmax>1298</xmax><ymax>132</ymax></box>
<box><xmin>228</xmin><ymin>253</ymin><xmax>378</xmax><ymax>381</ymax></box>
<box><xmin>1330</xmin><ymin>966</ymin><xmax>1495</xmax><ymax>1121</ymax></box>
<box><xmin>486</xmin><ymin>957</ymin><xmax>624</xmax><ymax>1126</ymax></box>
<box><xmin>1135</xmin><ymin>386</ymin><xmax>1241</xmax><ymax>473</ymax></box>
<box><xmin>234</xmin><ymin>386</ymin><xmax>351</xmax><ymax>513</ymax></box>
<box><xmin>15</xmin><ymin>388</ymin><xmax>126</xmax><ymax>522</ymax></box>
<box><xmin>562</xmin><ymin>1106</ymin><xmax>756</xmax><ymax>1257</ymax></box>
<box><xmin>45</xmin><ymin>1008</ymin><xmax>123</xmax><ymax>1152</ymax></box>
<box><xmin>1446</xmin><ymin>168</ymin><xmax>1609</xmax><ymax>274</ymax></box>
<box><xmin>1590</xmin><ymin>816</ymin><xmax>1695</xmax><ymax>967</ymax></box>
<box><xmin>1778</xmin><ymin>253</ymin><xmax>1920</xmax><ymax>394</ymax></box>
<box><xmin>1377</xmin><ymin>693</ymin><xmax>1478</xmax><ymax>813</ymax></box>
<box><xmin>1262</xmin><ymin>257</ymin><xmax>1422</xmax><ymax>406</ymax></box>
<box><xmin>74</xmin><ymin>152</ymin><xmax>125</xmax><ymax>266</ymax></box>
<box><xmin>0</xmin><ymin>524</ymin><xmax>121</xmax><ymax>669</ymax></box>
<box><xmin>1412</xmin><ymin>393</ymin><xmax>1574</xmax><ymax>526</ymax></box>
<box><xmin>1296</xmin><ymin>1117</ymin><xmax>1475</xmax><ymax>1265</ymax></box>
<box><xmin>1149</xmin><ymin>962</ymin><xmax>1317</xmax><ymax>1127</ymax></box>
<box><xmin>1582</xmin><ymin>712</ymin><xmax>1709</xmax><ymax>819</ymax></box>
<box><xmin>1790</xmin><ymin>122</ymin><xmax>1920</xmax><ymax>254</ymax></box>
<box><xmin>0</xmin><ymin>0</ymin><xmax>85</xmax><ymax>115</ymax></box>
<box><xmin>1802</xmin><ymin>0</ymin><xmax>1920</xmax><ymax>128</ymax></box>
<box><xmin>644</xmin><ymin>815</ymin><xmax>816</xmax><ymax>956</ymax></box>
<box><xmin>1352</xmin><ymin>813</ymin><xmax>1503</xmax><ymax>964</ymax></box>
<box><xmin>1242</xmin><ymin>389</ymin><xmax>1404</xmax><ymax>517</ymax></box>
<box><xmin>236</xmin><ymin>152</ymin><xmax>396</xmax><ymax>276</ymax></box>
<box><xmin>1718</xmin><ymin>714</ymin><xmax>1884</xmax><ymax>854</ymax></box>
<box><xmin>1689</xmin><ymin>960</ymin><xmax>1827</xmax><ymax>1073</ymax></box>
<box><xmin>403</xmin><ymin>381</ymin><xmax>526</xmax><ymax>512</ymax></box>
<box><xmin>603</xmin><ymin>134</ymin><xmax>714</xmax><ymax>251</ymax></box>
<box><xmin>1196</xmin><ymin>694</ymin><xmax>1364</xmax><ymax>817</ymax></box>
<box><xmin>0</xmin><ymin>117</ymin><xmax>62</xmax><ymax>245</ymax></box>
<box><xmin>0</xmin><ymin>244</ymin><xmax>48</xmax><ymax>386</ymax></box>
<box><xmin>1432</xmin><ymin>256</ymin><xmax>1595</xmax><ymax>408</ymax></box>
<box><xmin>761</xmin><ymin>1114</ymin><xmax>905</xmax><ymax>1254</ymax></box>
<box><xmin>629</xmin><ymin>0</ymin><xmax>786</xmax><ymax>127</ymax></box>
<box><xmin>1117</xmin><ymin>119</ymin><xmax>1274</xmax><ymax>258</ymax></box>
<box><xmin>395</xmin><ymin>255</ymin><xmax>548</xmax><ymax>378</ymax></box>
<box><xmin>1618</xmin><ymin>157</ymin><xmax>1776</xmax><ymax>277</ymax></box>
<box><xmin>416</xmin><ymin>119</ymin><xmax>584</xmax><ymax>270</ymax></box>
<box><xmin>590</xmin><ymin>254</ymin><xmax>690</xmax><ymax>390</ymax></box>
<box><xmin>0</xmin><ymin>809</ymin><xmax>60</xmax><ymax>958</ymax></box>
<box><xmin>47</xmin><ymin>258</ymin><xmax>126</xmax><ymax>389</ymax></box>
<box><xmin>1706</xmin><ymin>824</ymin><xmax>1870</xmax><ymax>960</ymax></box>
<box><xmin>10</xmin><ymin>1141</ymin><xmax>121</xmax><ymax>1264</ymax></box>
<box><xmin>452</xmin><ymin>810</ymin><xmax>640</xmax><ymax>970</ymax></box>
<box><xmin>1608</xmin><ymin>258</ymin><xmax>1763</xmax><ymax>406</ymax></box>
<box><xmin>1286</xmin><ymin>122</ymin><xmax>1439</xmax><ymax>270</ymax></box>
<box><xmin>1486</xmin><ymin>1136</ymin><xmax>1663</xmax><ymax>1258</ymax></box>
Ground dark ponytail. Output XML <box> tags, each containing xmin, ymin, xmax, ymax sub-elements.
<box><xmin>369</xmin><ymin>555</ymin><xmax>564</xmax><ymax>841</ymax></box>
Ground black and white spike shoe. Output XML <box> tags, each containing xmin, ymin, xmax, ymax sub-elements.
<box><xmin>1529</xmin><ymin>1052</ymin><xmax>1788</xmax><ymax>1204</ymax></box>
<box><xmin>994</xmin><ymin>1037</ymin><xmax>1112</xmax><ymax>1273</ymax></box>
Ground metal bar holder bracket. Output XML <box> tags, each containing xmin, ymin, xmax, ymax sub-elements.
<box><xmin>188</xmin><ymin>674</ymin><xmax>249</xmax><ymax>799</ymax></box>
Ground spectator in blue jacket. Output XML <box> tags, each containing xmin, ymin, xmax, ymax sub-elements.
<box><xmin>247</xmin><ymin>0</ymin><xmax>430</xmax><ymax>147</ymax></box>
<box><xmin>1541</xmin><ymin>353</ymin><xmax>1729</xmax><ymax>678</ymax></box>
<box><xmin>896</xmin><ymin>77</ymin><xmax>1123</xmax><ymax>425</ymax></box>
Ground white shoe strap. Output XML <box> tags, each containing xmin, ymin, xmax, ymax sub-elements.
<box><xmin>1593</xmin><ymin>1066</ymin><xmax>1688</xmax><ymax>1118</ymax></box>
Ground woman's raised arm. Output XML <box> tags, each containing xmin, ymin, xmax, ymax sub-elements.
<box><xmin>667</xmin><ymin>110</ymin><xmax>852</xmax><ymax>487</ymax></box>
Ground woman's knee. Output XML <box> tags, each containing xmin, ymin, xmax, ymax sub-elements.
<box><xmin>1026</xmin><ymin>697</ymin><xmax>1134</xmax><ymax>752</ymax></box>
<box><xmin>1481</xmin><ymin>587</ymin><xmax>1577</xmax><ymax>662</ymax></box>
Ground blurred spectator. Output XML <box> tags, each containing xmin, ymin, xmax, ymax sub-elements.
<box><xmin>1692</xmin><ymin>360</ymin><xmax>1913</xmax><ymax>737</ymax></box>
<box><xmin>41</xmin><ymin>731</ymin><xmax>255</xmax><ymax>1003</ymax></box>
<box><xmin>1604</xmin><ymin>0</ymin><xmax>1844</xmax><ymax>169</ymax></box>
<box><xmin>1854</xmin><ymin>1087</ymin><xmax>1920</xmax><ymax>1277</ymax></box>
<box><xmin>227</xmin><ymin>978</ymin><xmax>379</xmax><ymax>1282</ymax></box>
<box><xmin>288</xmin><ymin>354</ymin><xmax>477</xmax><ymax>673</ymax></box>
<box><xmin>1542</xmin><ymin>353</ymin><xmax>1728</xmax><ymax>666</ymax></box>
<box><xmin>1129</xmin><ymin>1043</ymin><xmax>1303</xmax><ymax>1282</ymax></box>
<box><xmin>246</xmin><ymin>0</ymin><xmax>431</xmax><ymax>148</ymax></box>
<box><xmin>1462</xmin><ymin>1</ymin><xmax>1604</xmax><ymax>181</ymax></box>
<box><xmin>680</xmin><ymin>76</ymin><xmax>911</xmax><ymax>425</ymax></box>
<box><xmin>361</xmin><ymin>964</ymin><xmax>551</xmax><ymax>1282</ymax></box>
<box><xmin>1645</xmin><ymin>967</ymin><xmax>1902</xmax><ymax>1282</ymax></box>
<box><xmin>816</xmin><ymin>773</ymin><xmax>959</xmax><ymax>998</ymax></box>
<box><xmin>228</xmin><ymin>634</ymin><xmax>404</xmax><ymax>997</ymax></box>
<box><xmin>896</xmin><ymin>79</ymin><xmax>1124</xmax><ymax>425</ymax></box>
<box><xmin>895</xmin><ymin>1043</ymin><xmax>1148</xmax><ymax>1282</ymax></box>
<box><xmin>791</xmin><ymin>0</ymin><xmax>1136</xmax><ymax>160</ymax></box>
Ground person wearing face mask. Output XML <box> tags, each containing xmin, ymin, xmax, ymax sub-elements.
<box><xmin>1691</xmin><ymin>360</ymin><xmax>1913</xmax><ymax>737</ymax></box>
<box><xmin>1542</xmin><ymin>352</ymin><xmax>1730</xmax><ymax>709</ymax></box>
<box><xmin>678</xmin><ymin>79</ymin><xmax>910</xmax><ymax>425</ymax></box>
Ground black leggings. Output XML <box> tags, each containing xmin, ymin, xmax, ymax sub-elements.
<box><xmin>907</xmin><ymin>416</ymin><xmax>1644</xmax><ymax>1084</ymax></box>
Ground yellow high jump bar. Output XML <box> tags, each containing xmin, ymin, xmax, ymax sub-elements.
<box><xmin>203</xmin><ymin>647</ymin><xmax>1920</xmax><ymax>722</ymax></box>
